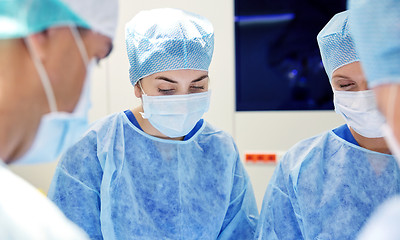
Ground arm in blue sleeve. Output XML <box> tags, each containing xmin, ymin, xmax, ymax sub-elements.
<box><xmin>255</xmin><ymin>161</ymin><xmax>303</xmax><ymax>240</ymax></box>
<box><xmin>217</xmin><ymin>154</ymin><xmax>259</xmax><ymax>240</ymax></box>
<box><xmin>48</xmin><ymin>134</ymin><xmax>104</xmax><ymax>240</ymax></box>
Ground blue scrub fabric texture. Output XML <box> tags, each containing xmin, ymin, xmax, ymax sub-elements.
<box><xmin>48</xmin><ymin>111</ymin><xmax>258</xmax><ymax>240</ymax></box>
<box><xmin>348</xmin><ymin>0</ymin><xmax>400</xmax><ymax>87</ymax></box>
<box><xmin>255</xmin><ymin>128</ymin><xmax>400</xmax><ymax>240</ymax></box>
<box><xmin>125</xmin><ymin>8</ymin><xmax>214</xmax><ymax>86</ymax></box>
<box><xmin>317</xmin><ymin>10</ymin><xmax>359</xmax><ymax>80</ymax></box>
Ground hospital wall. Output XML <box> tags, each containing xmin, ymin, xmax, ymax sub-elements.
<box><xmin>9</xmin><ymin>0</ymin><xmax>344</xmax><ymax>209</ymax></box>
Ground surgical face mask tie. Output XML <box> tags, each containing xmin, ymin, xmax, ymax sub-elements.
<box><xmin>15</xmin><ymin>26</ymin><xmax>93</xmax><ymax>164</ymax></box>
<box><xmin>137</xmin><ymin>81</ymin><xmax>211</xmax><ymax>138</ymax></box>
<box><xmin>333</xmin><ymin>90</ymin><xmax>386</xmax><ymax>138</ymax></box>
<box><xmin>382</xmin><ymin>85</ymin><xmax>400</xmax><ymax>162</ymax></box>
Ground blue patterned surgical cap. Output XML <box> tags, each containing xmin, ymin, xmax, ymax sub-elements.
<box><xmin>348</xmin><ymin>0</ymin><xmax>400</xmax><ymax>88</ymax></box>
<box><xmin>125</xmin><ymin>8</ymin><xmax>214</xmax><ymax>86</ymax></box>
<box><xmin>0</xmin><ymin>0</ymin><xmax>118</xmax><ymax>39</ymax></box>
<box><xmin>317</xmin><ymin>10</ymin><xmax>360</xmax><ymax>80</ymax></box>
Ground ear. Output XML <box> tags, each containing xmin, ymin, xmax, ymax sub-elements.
<box><xmin>134</xmin><ymin>83</ymin><xmax>142</xmax><ymax>98</ymax></box>
<box><xmin>26</xmin><ymin>30</ymin><xmax>50</xmax><ymax>62</ymax></box>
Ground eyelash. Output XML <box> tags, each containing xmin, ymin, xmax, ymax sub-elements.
<box><xmin>339</xmin><ymin>83</ymin><xmax>355</xmax><ymax>89</ymax></box>
<box><xmin>157</xmin><ymin>85</ymin><xmax>205</xmax><ymax>94</ymax></box>
<box><xmin>158</xmin><ymin>88</ymin><xmax>174</xmax><ymax>93</ymax></box>
<box><xmin>191</xmin><ymin>86</ymin><xmax>204</xmax><ymax>89</ymax></box>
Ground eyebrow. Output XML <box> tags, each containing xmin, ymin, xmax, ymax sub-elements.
<box><xmin>191</xmin><ymin>75</ymin><xmax>209</xmax><ymax>83</ymax></box>
<box><xmin>155</xmin><ymin>74</ymin><xmax>209</xmax><ymax>83</ymax></box>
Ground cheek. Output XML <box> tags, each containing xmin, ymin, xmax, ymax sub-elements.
<box><xmin>331</xmin><ymin>83</ymin><xmax>340</xmax><ymax>91</ymax></box>
<box><xmin>53</xmin><ymin>59</ymin><xmax>86</xmax><ymax>112</ymax></box>
<box><xmin>360</xmin><ymin>80</ymin><xmax>369</xmax><ymax>91</ymax></box>
<box><xmin>63</xmin><ymin>67</ymin><xmax>86</xmax><ymax>111</ymax></box>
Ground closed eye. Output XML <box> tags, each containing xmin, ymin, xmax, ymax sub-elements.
<box><xmin>339</xmin><ymin>82</ymin><xmax>355</xmax><ymax>88</ymax></box>
<box><xmin>190</xmin><ymin>86</ymin><xmax>205</xmax><ymax>89</ymax></box>
<box><xmin>158</xmin><ymin>88</ymin><xmax>175</xmax><ymax>94</ymax></box>
<box><xmin>189</xmin><ymin>85</ymin><xmax>206</xmax><ymax>93</ymax></box>
<box><xmin>332</xmin><ymin>75</ymin><xmax>356</xmax><ymax>91</ymax></box>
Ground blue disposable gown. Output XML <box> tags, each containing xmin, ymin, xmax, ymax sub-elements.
<box><xmin>48</xmin><ymin>111</ymin><xmax>258</xmax><ymax>240</ymax></box>
<box><xmin>256</xmin><ymin>126</ymin><xmax>400</xmax><ymax>240</ymax></box>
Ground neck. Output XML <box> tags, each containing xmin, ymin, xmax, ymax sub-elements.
<box><xmin>349</xmin><ymin>127</ymin><xmax>391</xmax><ymax>154</ymax></box>
<box><xmin>0</xmin><ymin>39</ymin><xmax>46</xmax><ymax>163</ymax></box>
<box><xmin>131</xmin><ymin>107</ymin><xmax>184</xmax><ymax>141</ymax></box>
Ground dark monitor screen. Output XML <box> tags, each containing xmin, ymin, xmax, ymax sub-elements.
<box><xmin>235</xmin><ymin>0</ymin><xmax>346</xmax><ymax>111</ymax></box>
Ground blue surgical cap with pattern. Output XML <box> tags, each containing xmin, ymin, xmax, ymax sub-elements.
<box><xmin>317</xmin><ymin>11</ymin><xmax>360</xmax><ymax>81</ymax></box>
<box><xmin>125</xmin><ymin>8</ymin><xmax>214</xmax><ymax>86</ymax></box>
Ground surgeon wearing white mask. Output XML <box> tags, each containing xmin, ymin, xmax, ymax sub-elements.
<box><xmin>255</xmin><ymin>10</ymin><xmax>400</xmax><ymax>240</ymax></box>
<box><xmin>0</xmin><ymin>0</ymin><xmax>118</xmax><ymax>239</ymax></box>
<box><xmin>48</xmin><ymin>8</ymin><xmax>259</xmax><ymax>240</ymax></box>
<box><xmin>331</xmin><ymin>62</ymin><xmax>389</xmax><ymax>152</ymax></box>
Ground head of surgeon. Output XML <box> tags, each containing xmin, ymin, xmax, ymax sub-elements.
<box><xmin>317</xmin><ymin>10</ymin><xmax>389</xmax><ymax>153</ymax></box>
<box><xmin>126</xmin><ymin>8</ymin><xmax>214</xmax><ymax>140</ymax></box>
<box><xmin>0</xmin><ymin>0</ymin><xmax>118</xmax><ymax>163</ymax></box>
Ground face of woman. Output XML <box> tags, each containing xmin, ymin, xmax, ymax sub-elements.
<box><xmin>135</xmin><ymin>69</ymin><xmax>209</xmax><ymax>97</ymax></box>
<box><xmin>331</xmin><ymin>61</ymin><xmax>368</xmax><ymax>92</ymax></box>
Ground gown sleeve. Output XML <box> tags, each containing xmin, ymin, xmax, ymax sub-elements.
<box><xmin>48</xmin><ymin>132</ymin><xmax>104</xmax><ymax>240</ymax></box>
<box><xmin>255</xmin><ymin>160</ymin><xmax>303</xmax><ymax>240</ymax></box>
<box><xmin>217</xmin><ymin>152</ymin><xmax>259</xmax><ymax>240</ymax></box>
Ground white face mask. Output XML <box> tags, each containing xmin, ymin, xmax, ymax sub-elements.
<box><xmin>334</xmin><ymin>90</ymin><xmax>386</xmax><ymax>138</ymax></box>
<box><xmin>138</xmin><ymin>81</ymin><xmax>211</xmax><ymax>138</ymax></box>
<box><xmin>382</xmin><ymin>85</ymin><xmax>400</xmax><ymax>161</ymax></box>
<box><xmin>15</xmin><ymin>27</ymin><xmax>93</xmax><ymax>164</ymax></box>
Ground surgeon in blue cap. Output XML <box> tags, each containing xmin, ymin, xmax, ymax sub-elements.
<box><xmin>48</xmin><ymin>8</ymin><xmax>259</xmax><ymax>240</ymax></box>
<box><xmin>0</xmin><ymin>0</ymin><xmax>118</xmax><ymax>239</ymax></box>
<box><xmin>255</xmin><ymin>10</ymin><xmax>400</xmax><ymax>240</ymax></box>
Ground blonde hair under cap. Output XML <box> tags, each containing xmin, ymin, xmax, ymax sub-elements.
<box><xmin>317</xmin><ymin>10</ymin><xmax>360</xmax><ymax>80</ymax></box>
<box><xmin>125</xmin><ymin>8</ymin><xmax>214</xmax><ymax>86</ymax></box>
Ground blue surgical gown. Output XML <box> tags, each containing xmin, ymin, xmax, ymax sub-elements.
<box><xmin>256</xmin><ymin>125</ymin><xmax>400</xmax><ymax>240</ymax></box>
<box><xmin>48</xmin><ymin>111</ymin><xmax>258</xmax><ymax>240</ymax></box>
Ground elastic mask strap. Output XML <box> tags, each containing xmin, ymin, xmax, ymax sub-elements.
<box><xmin>25</xmin><ymin>37</ymin><xmax>58</xmax><ymax>112</ymax></box>
<box><xmin>70</xmin><ymin>26</ymin><xmax>89</xmax><ymax>66</ymax></box>
<box><xmin>137</xmin><ymin>80</ymin><xmax>148</xmax><ymax>118</ymax></box>
<box><xmin>138</xmin><ymin>80</ymin><xmax>147</xmax><ymax>95</ymax></box>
